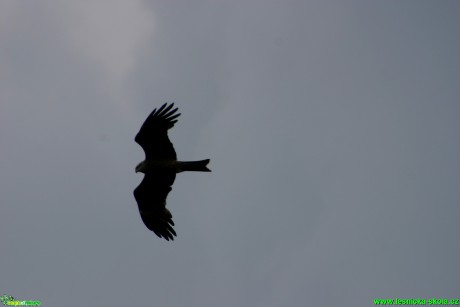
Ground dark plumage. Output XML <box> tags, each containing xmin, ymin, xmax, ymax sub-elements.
<box><xmin>134</xmin><ymin>103</ymin><xmax>211</xmax><ymax>241</ymax></box>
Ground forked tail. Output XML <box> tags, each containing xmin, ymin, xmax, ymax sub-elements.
<box><xmin>179</xmin><ymin>159</ymin><xmax>211</xmax><ymax>172</ymax></box>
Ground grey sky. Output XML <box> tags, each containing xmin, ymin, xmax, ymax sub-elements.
<box><xmin>1</xmin><ymin>1</ymin><xmax>459</xmax><ymax>306</ymax></box>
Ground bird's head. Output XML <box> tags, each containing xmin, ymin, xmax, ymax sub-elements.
<box><xmin>135</xmin><ymin>161</ymin><xmax>147</xmax><ymax>173</ymax></box>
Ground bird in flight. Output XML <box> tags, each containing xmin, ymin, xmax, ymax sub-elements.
<box><xmin>134</xmin><ymin>103</ymin><xmax>211</xmax><ymax>241</ymax></box>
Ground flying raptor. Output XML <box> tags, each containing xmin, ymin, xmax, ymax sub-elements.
<box><xmin>134</xmin><ymin>103</ymin><xmax>211</xmax><ymax>241</ymax></box>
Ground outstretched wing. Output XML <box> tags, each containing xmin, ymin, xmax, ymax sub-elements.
<box><xmin>133</xmin><ymin>172</ymin><xmax>177</xmax><ymax>241</ymax></box>
<box><xmin>135</xmin><ymin>103</ymin><xmax>181</xmax><ymax>160</ymax></box>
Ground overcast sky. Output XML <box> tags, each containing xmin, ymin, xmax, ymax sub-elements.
<box><xmin>1</xmin><ymin>1</ymin><xmax>459</xmax><ymax>306</ymax></box>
